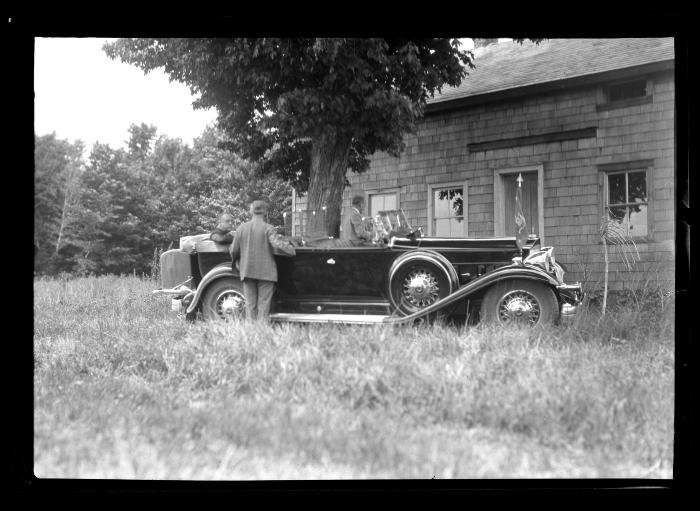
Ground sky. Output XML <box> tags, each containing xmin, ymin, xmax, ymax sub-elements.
<box><xmin>34</xmin><ymin>37</ymin><xmax>218</xmax><ymax>152</ymax></box>
<box><xmin>34</xmin><ymin>38</ymin><xmax>487</xmax><ymax>153</ymax></box>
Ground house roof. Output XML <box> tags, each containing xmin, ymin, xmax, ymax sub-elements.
<box><xmin>427</xmin><ymin>38</ymin><xmax>675</xmax><ymax>108</ymax></box>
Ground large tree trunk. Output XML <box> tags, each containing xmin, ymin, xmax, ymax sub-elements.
<box><xmin>305</xmin><ymin>132</ymin><xmax>352</xmax><ymax>238</ymax></box>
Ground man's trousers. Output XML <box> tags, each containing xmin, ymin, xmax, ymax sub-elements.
<box><xmin>242</xmin><ymin>278</ymin><xmax>275</xmax><ymax>320</ymax></box>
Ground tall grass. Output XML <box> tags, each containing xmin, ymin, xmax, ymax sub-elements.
<box><xmin>34</xmin><ymin>275</ymin><xmax>674</xmax><ymax>479</ymax></box>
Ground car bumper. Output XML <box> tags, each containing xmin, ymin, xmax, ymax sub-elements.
<box><xmin>152</xmin><ymin>285</ymin><xmax>195</xmax><ymax>315</ymax></box>
<box><xmin>559</xmin><ymin>301</ymin><xmax>580</xmax><ymax>322</ymax></box>
<box><xmin>171</xmin><ymin>298</ymin><xmax>184</xmax><ymax>313</ymax></box>
<box><xmin>557</xmin><ymin>283</ymin><xmax>584</xmax><ymax>324</ymax></box>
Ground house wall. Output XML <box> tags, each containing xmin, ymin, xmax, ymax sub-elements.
<box><xmin>294</xmin><ymin>71</ymin><xmax>675</xmax><ymax>292</ymax></box>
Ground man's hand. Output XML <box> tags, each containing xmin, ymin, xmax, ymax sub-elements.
<box><xmin>268</xmin><ymin>230</ymin><xmax>296</xmax><ymax>257</ymax></box>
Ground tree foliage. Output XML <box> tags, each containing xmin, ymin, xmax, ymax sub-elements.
<box><xmin>104</xmin><ymin>38</ymin><xmax>475</xmax><ymax>235</ymax></box>
<box><xmin>34</xmin><ymin>125</ymin><xmax>291</xmax><ymax>277</ymax></box>
<box><xmin>34</xmin><ymin>133</ymin><xmax>86</xmax><ymax>273</ymax></box>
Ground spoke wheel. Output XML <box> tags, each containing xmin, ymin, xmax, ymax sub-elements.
<box><xmin>480</xmin><ymin>279</ymin><xmax>558</xmax><ymax>327</ymax></box>
<box><xmin>390</xmin><ymin>261</ymin><xmax>453</xmax><ymax>316</ymax></box>
<box><xmin>497</xmin><ymin>290</ymin><xmax>542</xmax><ymax>326</ymax></box>
<box><xmin>402</xmin><ymin>267</ymin><xmax>440</xmax><ymax>309</ymax></box>
<box><xmin>201</xmin><ymin>278</ymin><xmax>246</xmax><ymax>321</ymax></box>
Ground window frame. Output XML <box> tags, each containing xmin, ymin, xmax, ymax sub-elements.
<box><xmin>493</xmin><ymin>164</ymin><xmax>545</xmax><ymax>245</ymax></box>
<box><xmin>427</xmin><ymin>180</ymin><xmax>469</xmax><ymax>237</ymax></box>
<box><xmin>598</xmin><ymin>160</ymin><xmax>655</xmax><ymax>242</ymax></box>
<box><xmin>596</xmin><ymin>77</ymin><xmax>654</xmax><ymax>112</ymax></box>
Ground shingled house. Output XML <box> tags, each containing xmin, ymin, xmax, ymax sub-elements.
<box><xmin>295</xmin><ymin>38</ymin><xmax>676</xmax><ymax>292</ymax></box>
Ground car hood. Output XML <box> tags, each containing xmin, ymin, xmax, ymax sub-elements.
<box><xmin>391</xmin><ymin>236</ymin><xmax>539</xmax><ymax>253</ymax></box>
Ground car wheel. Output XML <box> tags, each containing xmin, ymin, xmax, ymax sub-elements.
<box><xmin>201</xmin><ymin>278</ymin><xmax>246</xmax><ymax>321</ymax></box>
<box><xmin>480</xmin><ymin>278</ymin><xmax>558</xmax><ymax>327</ymax></box>
<box><xmin>390</xmin><ymin>261</ymin><xmax>453</xmax><ymax>316</ymax></box>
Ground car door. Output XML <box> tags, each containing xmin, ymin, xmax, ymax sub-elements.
<box><xmin>275</xmin><ymin>246</ymin><xmax>339</xmax><ymax>297</ymax></box>
<box><xmin>275</xmin><ymin>246</ymin><xmax>395</xmax><ymax>299</ymax></box>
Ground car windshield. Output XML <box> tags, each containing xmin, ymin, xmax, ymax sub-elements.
<box><xmin>374</xmin><ymin>209</ymin><xmax>413</xmax><ymax>237</ymax></box>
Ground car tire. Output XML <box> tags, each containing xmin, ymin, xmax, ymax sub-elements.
<box><xmin>201</xmin><ymin>278</ymin><xmax>246</xmax><ymax>321</ymax></box>
<box><xmin>389</xmin><ymin>260</ymin><xmax>454</xmax><ymax>317</ymax></box>
<box><xmin>480</xmin><ymin>278</ymin><xmax>558</xmax><ymax>327</ymax></box>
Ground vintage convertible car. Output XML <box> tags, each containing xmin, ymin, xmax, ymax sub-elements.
<box><xmin>153</xmin><ymin>210</ymin><xmax>583</xmax><ymax>327</ymax></box>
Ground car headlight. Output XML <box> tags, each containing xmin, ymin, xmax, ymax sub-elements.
<box><xmin>552</xmin><ymin>261</ymin><xmax>565</xmax><ymax>283</ymax></box>
<box><xmin>524</xmin><ymin>247</ymin><xmax>555</xmax><ymax>273</ymax></box>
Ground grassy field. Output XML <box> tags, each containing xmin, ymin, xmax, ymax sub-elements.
<box><xmin>33</xmin><ymin>275</ymin><xmax>675</xmax><ymax>480</ymax></box>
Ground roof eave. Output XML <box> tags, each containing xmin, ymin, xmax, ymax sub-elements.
<box><xmin>424</xmin><ymin>60</ymin><xmax>675</xmax><ymax>115</ymax></box>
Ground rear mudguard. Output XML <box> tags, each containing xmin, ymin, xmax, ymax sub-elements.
<box><xmin>185</xmin><ymin>262</ymin><xmax>239</xmax><ymax>314</ymax></box>
<box><xmin>383</xmin><ymin>264</ymin><xmax>560</xmax><ymax>324</ymax></box>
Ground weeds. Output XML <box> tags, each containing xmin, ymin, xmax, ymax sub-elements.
<box><xmin>598</xmin><ymin>209</ymin><xmax>641</xmax><ymax>315</ymax></box>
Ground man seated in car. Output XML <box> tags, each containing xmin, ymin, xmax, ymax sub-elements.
<box><xmin>340</xmin><ymin>195</ymin><xmax>373</xmax><ymax>245</ymax></box>
<box><xmin>210</xmin><ymin>212</ymin><xmax>235</xmax><ymax>244</ymax></box>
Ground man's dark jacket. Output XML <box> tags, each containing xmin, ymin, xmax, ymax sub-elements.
<box><xmin>229</xmin><ymin>216</ymin><xmax>296</xmax><ymax>282</ymax></box>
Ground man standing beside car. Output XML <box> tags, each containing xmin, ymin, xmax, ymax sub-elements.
<box><xmin>340</xmin><ymin>195</ymin><xmax>372</xmax><ymax>244</ymax></box>
<box><xmin>229</xmin><ymin>200</ymin><xmax>296</xmax><ymax>321</ymax></box>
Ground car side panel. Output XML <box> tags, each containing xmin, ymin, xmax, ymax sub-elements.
<box><xmin>275</xmin><ymin>247</ymin><xmax>400</xmax><ymax>299</ymax></box>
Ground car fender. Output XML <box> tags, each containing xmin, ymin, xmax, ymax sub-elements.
<box><xmin>383</xmin><ymin>264</ymin><xmax>559</xmax><ymax>324</ymax></box>
<box><xmin>474</xmin><ymin>264</ymin><xmax>560</xmax><ymax>289</ymax></box>
<box><xmin>185</xmin><ymin>262</ymin><xmax>240</xmax><ymax>314</ymax></box>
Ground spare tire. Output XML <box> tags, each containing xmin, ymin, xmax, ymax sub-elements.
<box><xmin>389</xmin><ymin>258</ymin><xmax>454</xmax><ymax>316</ymax></box>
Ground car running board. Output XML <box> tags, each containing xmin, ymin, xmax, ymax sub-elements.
<box><xmin>269</xmin><ymin>313</ymin><xmax>389</xmax><ymax>324</ymax></box>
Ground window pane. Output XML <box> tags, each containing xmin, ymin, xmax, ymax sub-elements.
<box><xmin>608</xmin><ymin>206</ymin><xmax>628</xmax><ymax>227</ymax></box>
<box><xmin>434</xmin><ymin>189</ymin><xmax>451</xmax><ymax>218</ymax></box>
<box><xmin>450</xmin><ymin>217</ymin><xmax>464</xmax><ymax>237</ymax></box>
<box><xmin>434</xmin><ymin>217</ymin><xmax>464</xmax><ymax>237</ymax></box>
<box><xmin>451</xmin><ymin>190</ymin><xmax>464</xmax><ymax>217</ymax></box>
<box><xmin>434</xmin><ymin>187</ymin><xmax>463</xmax><ymax>218</ymax></box>
<box><xmin>608</xmin><ymin>80</ymin><xmax>647</xmax><ymax>102</ymax></box>
<box><xmin>369</xmin><ymin>193</ymin><xmax>398</xmax><ymax>216</ymax></box>
<box><xmin>628</xmin><ymin>171</ymin><xmax>647</xmax><ymax>203</ymax></box>
<box><xmin>628</xmin><ymin>204</ymin><xmax>648</xmax><ymax>236</ymax></box>
<box><xmin>608</xmin><ymin>174</ymin><xmax>626</xmax><ymax>204</ymax></box>
<box><xmin>370</xmin><ymin>196</ymin><xmax>383</xmax><ymax>214</ymax></box>
<box><xmin>434</xmin><ymin>218</ymin><xmax>451</xmax><ymax>237</ymax></box>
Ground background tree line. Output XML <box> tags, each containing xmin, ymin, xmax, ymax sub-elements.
<box><xmin>34</xmin><ymin>123</ymin><xmax>292</xmax><ymax>277</ymax></box>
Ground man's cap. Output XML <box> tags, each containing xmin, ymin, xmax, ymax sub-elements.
<box><xmin>251</xmin><ymin>200</ymin><xmax>268</xmax><ymax>215</ymax></box>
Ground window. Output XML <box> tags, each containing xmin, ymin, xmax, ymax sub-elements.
<box><xmin>608</xmin><ymin>79</ymin><xmax>648</xmax><ymax>102</ymax></box>
<box><xmin>493</xmin><ymin>165</ymin><xmax>544</xmax><ymax>243</ymax></box>
<box><xmin>367</xmin><ymin>190</ymin><xmax>399</xmax><ymax>217</ymax></box>
<box><xmin>429</xmin><ymin>183</ymin><xmax>466</xmax><ymax>237</ymax></box>
<box><xmin>597</xmin><ymin>78</ymin><xmax>653</xmax><ymax>111</ymax></box>
<box><xmin>605</xmin><ymin>169</ymin><xmax>649</xmax><ymax>237</ymax></box>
